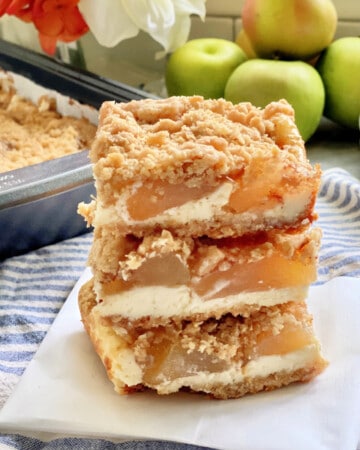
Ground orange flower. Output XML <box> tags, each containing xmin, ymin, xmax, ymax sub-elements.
<box><xmin>0</xmin><ymin>0</ymin><xmax>33</xmax><ymax>21</ymax></box>
<box><xmin>32</xmin><ymin>0</ymin><xmax>89</xmax><ymax>54</ymax></box>
<box><xmin>0</xmin><ymin>0</ymin><xmax>88</xmax><ymax>55</ymax></box>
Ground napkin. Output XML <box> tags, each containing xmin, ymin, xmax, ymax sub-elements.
<box><xmin>0</xmin><ymin>269</ymin><xmax>360</xmax><ymax>450</ymax></box>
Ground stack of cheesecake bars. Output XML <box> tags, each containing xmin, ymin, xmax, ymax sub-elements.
<box><xmin>78</xmin><ymin>95</ymin><xmax>327</xmax><ymax>399</ymax></box>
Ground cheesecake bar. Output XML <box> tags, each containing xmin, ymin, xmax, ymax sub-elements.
<box><xmin>79</xmin><ymin>279</ymin><xmax>327</xmax><ymax>399</ymax></box>
<box><xmin>83</xmin><ymin>96</ymin><xmax>321</xmax><ymax>238</ymax></box>
<box><xmin>84</xmin><ymin>227</ymin><xmax>321</xmax><ymax>327</ymax></box>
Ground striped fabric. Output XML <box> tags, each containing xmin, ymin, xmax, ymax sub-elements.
<box><xmin>0</xmin><ymin>235</ymin><xmax>92</xmax><ymax>409</ymax></box>
<box><xmin>316</xmin><ymin>168</ymin><xmax>360</xmax><ymax>282</ymax></box>
<box><xmin>0</xmin><ymin>167</ymin><xmax>359</xmax><ymax>449</ymax></box>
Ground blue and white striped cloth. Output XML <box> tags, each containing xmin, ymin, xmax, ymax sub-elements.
<box><xmin>0</xmin><ymin>167</ymin><xmax>359</xmax><ymax>450</ymax></box>
<box><xmin>316</xmin><ymin>169</ymin><xmax>360</xmax><ymax>281</ymax></box>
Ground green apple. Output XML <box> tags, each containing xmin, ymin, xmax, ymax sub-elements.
<box><xmin>242</xmin><ymin>0</ymin><xmax>337</xmax><ymax>60</ymax></box>
<box><xmin>316</xmin><ymin>37</ymin><xmax>360</xmax><ymax>129</ymax></box>
<box><xmin>165</xmin><ymin>38</ymin><xmax>247</xmax><ymax>99</ymax></box>
<box><xmin>224</xmin><ymin>59</ymin><xmax>325</xmax><ymax>141</ymax></box>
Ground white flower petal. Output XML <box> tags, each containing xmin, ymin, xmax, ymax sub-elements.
<box><xmin>79</xmin><ymin>0</ymin><xmax>207</xmax><ymax>51</ymax></box>
<box><xmin>122</xmin><ymin>0</ymin><xmax>206</xmax><ymax>54</ymax></box>
<box><xmin>78</xmin><ymin>0</ymin><xmax>139</xmax><ymax>47</ymax></box>
<box><xmin>121</xmin><ymin>0</ymin><xmax>175</xmax><ymax>33</ymax></box>
<box><xmin>155</xmin><ymin>14</ymin><xmax>192</xmax><ymax>58</ymax></box>
<box><xmin>173</xmin><ymin>0</ymin><xmax>206</xmax><ymax>20</ymax></box>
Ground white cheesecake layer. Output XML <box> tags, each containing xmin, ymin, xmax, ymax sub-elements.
<box><xmin>94</xmin><ymin>283</ymin><xmax>309</xmax><ymax>320</ymax></box>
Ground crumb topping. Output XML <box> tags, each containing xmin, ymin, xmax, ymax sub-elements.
<box><xmin>0</xmin><ymin>79</ymin><xmax>96</xmax><ymax>173</ymax></box>
<box><xmin>90</xmin><ymin>96</ymin><xmax>308</xmax><ymax>187</ymax></box>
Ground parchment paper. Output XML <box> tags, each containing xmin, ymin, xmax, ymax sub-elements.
<box><xmin>0</xmin><ymin>270</ymin><xmax>359</xmax><ymax>450</ymax></box>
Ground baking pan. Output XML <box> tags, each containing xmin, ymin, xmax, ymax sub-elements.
<box><xmin>0</xmin><ymin>39</ymin><xmax>153</xmax><ymax>260</ymax></box>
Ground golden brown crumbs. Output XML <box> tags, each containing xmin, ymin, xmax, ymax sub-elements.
<box><xmin>90</xmin><ymin>97</ymin><xmax>308</xmax><ymax>188</ymax></box>
<box><xmin>0</xmin><ymin>85</ymin><xmax>96</xmax><ymax>173</ymax></box>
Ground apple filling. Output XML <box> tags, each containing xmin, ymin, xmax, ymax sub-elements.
<box><xmin>227</xmin><ymin>156</ymin><xmax>283</xmax><ymax>213</ymax></box>
<box><xmin>247</xmin><ymin>322</ymin><xmax>315</xmax><ymax>360</ymax></box>
<box><xmin>101</xmin><ymin>253</ymin><xmax>190</xmax><ymax>296</ymax></box>
<box><xmin>142</xmin><ymin>339</ymin><xmax>230</xmax><ymax>386</ymax></box>
<box><xmin>100</xmin><ymin>231</ymin><xmax>318</xmax><ymax>299</ymax></box>
<box><xmin>190</xmin><ymin>252</ymin><xmax>317</xmax><ymax>300</ymax></box>
<box><xmin>126</xmin><ymin>180</ymin><xmax>218</xmax><ymax>221</ymax></box>
<box><xmin>124</xmin><ymin>159</ymin><xmax>309</xmax><ymax>222</ymax></box>
<box><xmin>128</xmin><ymin>303</ymin><xmax>316</xmax><ymax>387</ymax></box>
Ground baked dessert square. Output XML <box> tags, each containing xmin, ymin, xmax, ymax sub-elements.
<box><xmin>82</xmin><ymin>96</ymin><xmax>321</xmax><ymax>238</ymax></box>
<box><xmin>79</xmin><ymin>278</ymin><xmax>327</xmax><ymax>399</ymax></box>
<box><xmin>83</xmin><ymin>227</ymin><xmax>322</xmax><ymax>327</ymax></box>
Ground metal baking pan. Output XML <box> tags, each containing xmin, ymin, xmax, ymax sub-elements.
<box><xmin>0</xmin><ymin>39</ymin><xmax>153</xmax><ymax>260</ymax></box>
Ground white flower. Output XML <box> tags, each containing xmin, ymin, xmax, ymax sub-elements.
<box><xmin>78</xmin><ymin>0</ymin><xmax>206</xmax><ymax>56</ymax></box>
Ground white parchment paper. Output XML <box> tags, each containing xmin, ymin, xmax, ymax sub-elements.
<box><xmin>0</xmin><ymin>270</ymin><xmax>359</xmax><ymax>450</ymax></box>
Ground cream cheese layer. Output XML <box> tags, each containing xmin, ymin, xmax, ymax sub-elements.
<box><xmin>94</xmin><ymin>283</ymin><xmax>309</xmax><ymax>321</ymax></box>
